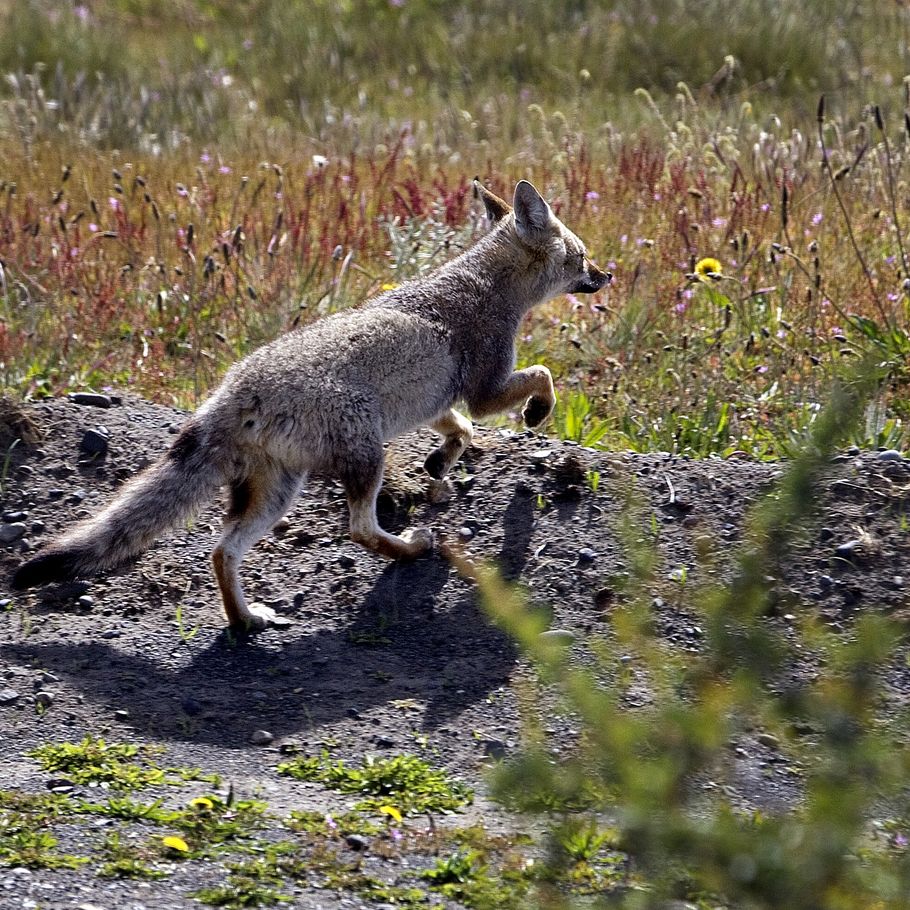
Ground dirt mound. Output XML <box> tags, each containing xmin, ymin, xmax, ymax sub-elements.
<box><xmin>1</xmin><ymin>394</ymin><xmax>909</xmax><ymax>906</ymax></box>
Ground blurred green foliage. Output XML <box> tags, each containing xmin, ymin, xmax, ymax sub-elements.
<box><xmin>464</xmin><ymin>362</ymin><xmax>910</xmax><ymax>907</ymax></box>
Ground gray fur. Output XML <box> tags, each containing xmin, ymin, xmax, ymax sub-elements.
<box><xmin>12</xmin><ymin>180</ymin><xmax>611</xmax><ymax>629</ymax></box>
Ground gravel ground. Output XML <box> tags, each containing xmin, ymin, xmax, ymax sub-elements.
<box><xmin>1</xmin><ymin>393</ymin><xmax>909</xmax><ymax>908</ymax></box>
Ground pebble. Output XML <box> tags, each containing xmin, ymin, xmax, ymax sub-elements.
<box><xmin>373</xmin><ymin>735</ymin><xmax>396</xmax><ymax>748</ymax></box>
<box><xmin>0</xmin><ymin>523</ymin><xmax>26</xmax><ymax>544</ymax></box>
<box><xmin>250</xmin><ymin>729</ymin><xmax>274</xmax><ymax>745</ymax></box>
<box><xmin>345</xmin><ymin>833</ymin><xmax>370</xmax><ymax>851</ymax></box>
<box><xmin>34</xmin><ymin>692</ymin><xmax>53</xmax><ymax>710</ymax></box>
<box><xmin>338</xmin><ymin>553</ymin><xmax>357</xmax><ymax>570</ymax></box>
<box><xmin>181</xmin><ymin>697</ymin><xmax>203</xmax><ymax>716</ymax></box>
<box><xmin>834</xmin><ymin>540</ymin><xmax>864</xmax><ymax>562</ymax></box>
<box><xmin>876</xmin><ymin>449</ymin><xmax>904</xmax><ymax>462</ymax></box>
<box><xmin>68</xmin><ymin>392</ymin><xmax>111</xmax><ymax>408</ymax></box>
<box><xmin>891</xmin><ymin>576</ymin><xmax>904</xmax><ymax>589</ymax></box>
<box><xmin>1</xmin><ymin>511</ymin><xmax>26</xmax><ymax>522</ymax></box>
<box><xmin>0</xmin><ymin>688</ymin><xmax>20</xmax><ymax>706</ymax></box>
<box><xmin>457</xmin><ymin>526</ymin><xmax>474</xmax><ymax>541</ymax></box>
<box><xmin>80</xmin><ymin>427</ymin><xmax>110</xmax><ymax>456</ymax></box>
<box><xmin>482</xmin><ymin>739</ymin><xmax>508</xmax><ymax>759</ymax></box>
<box><xmin>529</xmin><ymin>449</ymin><xmax>553</xmax><ymax>463</ymax></box>
<box><xmin>578</xmin><ymin>547</ymin><xmax>597</xmax><ymax>563</ymax></box>
<box><xmin>818</xmin><ymin>527</ymin><xmax>835</xmax><ymax>542</ymax></box>
<box><xmin>77</xmin><ymin>595</ymin><xmax>95</xmax><ymax>609</ymax></box>
<box><xmin>30</xmin><ymin>520</ymin><xmax>45</xmax><ymax>533</ymax></box>
<box><xmin>756</xmin><ymin>732</ymin><xmax>780</xmax><ymax>749</ymax></box>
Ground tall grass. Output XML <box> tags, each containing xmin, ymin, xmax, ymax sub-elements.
<box><xmin>2</xmin><ymin>1</ymin><xmax>910</xmax><ymax>455</ymax></box>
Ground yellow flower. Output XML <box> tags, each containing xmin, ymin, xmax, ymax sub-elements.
<box><xmin>189</xmin><ymin>796</ymin><xmax>214</xmax><ymax>810</ymax></box>
<box><xmin>694</xmin><ymin>257</ymin><xmax>722</xmax><ymax>282</ymax></box>
<box><xmin>379</xmin><ymin>805</ymin><xmax>403</xmax><ymax>824</ymax></box>
<box><xmin>162</xmin><ymin>835</ymin><xmax>190</xmax><ymax>853</ymax></box>
<box><xmin>381</xmin><ymin>282</ymin><xmax>399</xmax><ymax>292</ymax></box>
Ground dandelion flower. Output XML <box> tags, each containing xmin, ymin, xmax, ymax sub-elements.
<box><xmin>162</xmin><ymin>835</ymin><xmax>190</xmax><ymax>853</ymax></box>
<box><xmin>379</xmin><ymin>805</ymin><xmax>403</xmax><ymax>824</ymax></box>
<box><xmin>694</xmin><ymin>257</ymin><xmax>722</xmax><ymax>283</ymax></box>
<box><xmin>381</xmin><ymin>282</ymin><xmax>399</xmax><ymax>292</ymax></box>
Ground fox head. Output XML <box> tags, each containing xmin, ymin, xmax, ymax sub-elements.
<box><xmin>473</xmin><ymin>178</ymin><xmax>612</xmax><ymax>301</ymax></box>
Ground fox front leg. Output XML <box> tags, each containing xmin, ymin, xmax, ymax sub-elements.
<box><xmin>470</xmin><ymin>364</ymin><xmax>556</xmax><ymax>428</ymax></box>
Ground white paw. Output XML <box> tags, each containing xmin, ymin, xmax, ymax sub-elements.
<box><xmin>243</xmin><ymin>602</ymin><xmax>291</xmax><ymax>630</ymax></box>
<box><xmin>400</xmin><ymin>527</ymin><xmax>435</xmax><ymax>554</ymax></box>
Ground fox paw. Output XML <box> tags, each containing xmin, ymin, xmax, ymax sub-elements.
<box><xmin>400</xmin><ymin>527</ymin><xmax>435</xmax><ymax>557</ymax></box>
<box><xmin>523</xmin><ymin>395</ymin><xmax>554</xmax><ymax>427</ymax></box>
<box><xmin>424</xmin><ymin>447</ymin><xmax>449</xmax><ymax>480</ymax></box>
<box><xmin>241</xmin><ymin>603</ymin><xmax>292</xmax><ymax>631</ymax></box>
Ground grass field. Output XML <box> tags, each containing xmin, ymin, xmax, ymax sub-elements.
<box><xmin>5</xmin><ymin>5</ymin><xmax>910</xmax><ymax>907</ymax></box>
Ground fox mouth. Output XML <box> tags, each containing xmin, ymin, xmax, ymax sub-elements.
<box><xmin>570</xmin><ymin>271</ymin><xmax>612</xmax><ymax>294</ymax></box>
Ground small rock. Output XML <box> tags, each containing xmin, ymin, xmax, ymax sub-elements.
<box><xmin>457</xmin><ymin>526</ymin><xmax>474</xmax><ymax>541</ymax></box>
<box><xmin>77</xmin><ymin>595</ymin><xmax>95</xmax><ymax>609</ymax></box>
<box><xmin>114</xmin><ymin>709</ymin><xmax>130</xmax><ymax>720</ymax></box>
<box><xmin>818</xmin><ymin>527</ymin><xmax>835</xmax><ymax>542</ymax></box>
<box><xmin>272</xmin><ymin>517</ymin><xmax>291</xmax><ymax>534</ymax></box>
<box><xmin>34</xmin><ymin>692</ymin><xmax>53</xmax><ymax>710</ymax></box>
<box><xmin>756</xmin><ymin>732</ymin><xmax>780</xmax><ymax>749</ymax></box>
<box><xmin>373</xmin><ymin>735</ymin><xmax>396</xmax><ymax>748</ymax></box>
<box><xmin>68</xmin><ymin>392</ymin><xmax>111</xmax><ymax>408</ymax></box>
<box><xmin>578</xmin><ymin>547</ymin><xmax>597</xmax><ymax>563</ymax></box>
<box><xmin>30</xmin><ymin>520</ymin><xmax>45</xmax><ymax>534</ymax></box>
<box><xmin>47</xmin><ymin>488</ymin><xmax>65</xmax><ymax>500</ymax></box>
<box><xmin>0</xmin><ymin>688</ymin><xmax>20</xmax><ymax>706</ymax></box>
<box><xmin>181</xmin><ymin>697</ymin><xmax>204</xmax><ymax>716</ymax></box>
<box><xmin>100</xmin><ymin>628</ymin><xmax>120</xmax><ymax>639</ymax></box>
<box><xmin>482</xmin><ymin>739</ymin><xmax>508</xmax><ymax>759</ymax></box>
<box><xmin>346</xmin><ymin>707</ymin><xmax>363</xmax><ymax>721</ymax></box>
<box><xmin>877</xmin><ymin>449</ymin><xmax>904</xmax><ymax>462</ymax></box>
<box><xmin>1</xmin><ymin>511</ymin><xmax>26</xmax><ymax>522</ymax></box>
<box><xmin>250</xmin><ymin>729</ymin><xmax>274</xmax><ymax>746</ymax></box>
<box><xmin>46</xmin><ymin>778</ymin><xmax>75</xmax><ymax>792</ymax></box>
<box><xmin>834</xmin><ymin>539</ymin><xmax>866</xmax><ymax>562</ymax></box>
<box><xmin>338</xmin><ymin>553</ymin><xmax>357</xmax><ymax>570</ymax></box>
<box><xmin>891</xmin><ymin>576</ymin><xmax>904</xmax><ymax>589</ymax></box>
<box><xmin>80</xmin><ymin>427</ymin><xmax>109</xmax><ymax>456</ymax></box>
<box><xmin>819</xmin><ymin>574</ymin><xmax>834</xmax><ymax>589</ymax></box>
<box><xmin>539</xmin><ymin>629</ymin><xmax>576</xmax><ymax>645</ymax></box>
<box><xmin>345</xmin><ymin>833</ymin><xmax>370</xmax><ymax>851</ymax></box>
<box><xmin>529</xmin><ymin>449</ymin><xmax>553</xmax><ymax>463</ymax></box>
<box><xmin>0</xmin><ymin>523</ymin><xmax>26</xmax><ymax>544</ymax></box>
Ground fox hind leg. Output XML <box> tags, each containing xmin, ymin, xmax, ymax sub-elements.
<box><xmin>471</xmin><ymin>364</ymin><xmax>556</xmax><ymax>427</ymax></box>
<box><xmin>212</xmin><ymin>465</ymin><xmax>302</xmax><ymax>629</ymax></box>
<box><xmin>424</xmin><ymin>407</ymin><xmax>473</xmax><ymax>479</ymax></box>
<box><xmin>343</xmin><ymin>445</ymin><xmax>433</xmax><ymax>559</ymax></box>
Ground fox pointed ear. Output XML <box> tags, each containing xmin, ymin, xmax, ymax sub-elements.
<box><xmin>473</xmin><ymin>178</ymin><xmax>512</xmax><ymax>224</ymax></box>
<box><xmin>513</xmin><ymin>180</ymin><xmax>552</xmax><ymax>244</ymax></box>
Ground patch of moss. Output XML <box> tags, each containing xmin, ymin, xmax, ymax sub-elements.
<box><xmin>29</xmin><ymin>736</ymin><xmax>218</xmax><ymax>791</ymax></box>
<box><xmin>276</xmin><ymin>752</ymin><xmax>472</xmax><ymax>815</ymax></box>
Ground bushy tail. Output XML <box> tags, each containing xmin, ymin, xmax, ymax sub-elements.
<box><xmin>12</xmin><ymin>422</ymin><xmax>224</xmax><ymax>590</ymax></box>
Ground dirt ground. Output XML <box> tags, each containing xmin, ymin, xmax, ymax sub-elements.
<box><xmin>1</xmin><ymin>394</ymin><xmax>909</xmax><ymax>909</ymax></box>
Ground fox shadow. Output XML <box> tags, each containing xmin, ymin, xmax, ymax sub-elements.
<box><xmin>2</xmin><ymin>556</ymin><xmax>520</xmax><ymax>750</ymax></box>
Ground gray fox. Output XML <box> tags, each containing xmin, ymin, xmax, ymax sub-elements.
<box><xmin>12</xmin><ymin>180</ymin><xmax>611</xmax><ymax>628</ymax></box>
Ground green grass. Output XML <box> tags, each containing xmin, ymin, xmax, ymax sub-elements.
<box><xmin>276</xmin><ymin>751</ymin><xmax>473</xmax><ymax>815</ymax></box>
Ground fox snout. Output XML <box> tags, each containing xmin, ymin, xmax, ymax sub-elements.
<box><xmin>571</xmin><ymin>260</ymin><xmax>612</xmax><ymax>295</ymax></box>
